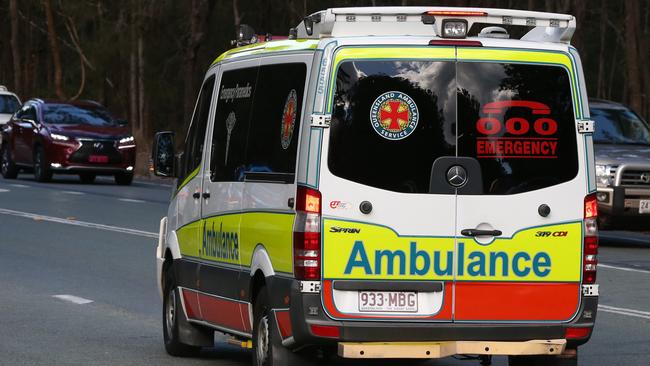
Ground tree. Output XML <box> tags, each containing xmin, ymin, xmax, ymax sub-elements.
<box><xmin>43</xmin><ymin>0</ymin><xmax>65</xmax><ymax>100</ymax></box>
<box><xmin>9</xmin><ymin>0</ymin><xmax>22</xmax><ymax>95</ymax></box>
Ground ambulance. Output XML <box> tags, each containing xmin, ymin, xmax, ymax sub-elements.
<box><xmin>153</xmin><ymin>7</ymin><xmax>599</xmax><ymax>366</ymax></box>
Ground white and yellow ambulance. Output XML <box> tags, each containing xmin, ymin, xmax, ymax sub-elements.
<box><xmin>153</xmin><ymin>7</ymin><xmax>599</xmax><ymax>366</ymax></box>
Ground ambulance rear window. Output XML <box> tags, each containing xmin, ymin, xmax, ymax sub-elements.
<box><xmin>328</xmin><ymin>59</ymin><xmax>578</xmax><ymax>195</ymax></box>
<box><xmin>457</xmin><ymin>62</ymin><xmax>578</xmax><ymax>195</ymax></box>
<box><xmin>329</xmin><ymin>60</ymin><xmax>456</xmax><ymax>194</ymax></box>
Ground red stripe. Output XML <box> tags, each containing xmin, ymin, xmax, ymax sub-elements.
<box><xmin>181</xmin><ymin>289</ymin><xmax>251</xmax><ymax>333</ymax></box>
<box><xmin>454</xmin><ymin>282</ymin><xmax>580</xmax><ymax>321</ymax></box>
<box><xmin>275</xmin><ymin>310</ymin><xmax>293</xmax><ymax>339</ymax></box>
<box><xmin>322</xmin><ymin>280</ymin><xmax>453</xmax><ymax>320</ymax></box>
<box><xmin>181</xmin><ymin>288</ymin><xmax>201</xmax><ymax>319</ymax></box>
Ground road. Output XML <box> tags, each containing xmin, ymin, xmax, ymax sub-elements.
<box><xmin>0</xmin><ymin>175</ymin><xmax>648</xmax><ymax>366</ymax></box>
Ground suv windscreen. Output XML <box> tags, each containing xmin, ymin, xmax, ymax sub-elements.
<box><xmin>591</xmin><ymin>107</ymin><xmax>650</xmax><ymax>146</ymax></box>
<box><xmin>43</xmin><ymin>104</ymin><xmax>118</xmax><ymax>127</ymax></box>
<box><xmin>0</xmin><ymin>95</ymin><xmax>20</xmax><ymax>114</ymax></box>
<box><xmin>329</xmin><ymin>59</ymin><xmax>578</xmax><ymax>195</ymax></box>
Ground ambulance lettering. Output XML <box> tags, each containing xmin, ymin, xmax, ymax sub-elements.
<box><xmin>344</xmin><ymin>241</ymin><xmax>551</xmax><ymax>279</ymax></box>
<box><xmin>202</xmin><ymin>222</ymin><xmax>240</xmax><ymax>261</ymax></box>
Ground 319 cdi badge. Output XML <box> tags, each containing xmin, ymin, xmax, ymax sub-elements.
<box><xmin>0</xmin><ymin>99</ymin><xmax>135</xmax><ymax>185</ymax></box>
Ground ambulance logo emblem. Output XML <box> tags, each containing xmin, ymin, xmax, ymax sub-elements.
<box><xmin>281</xmin><ymin>89</ymin><xmax>298</xmax><ymax>149</ymax></box>
<box><xmin>370</xmin><ymin>91</ymin><xmax>419</xmax><ymax>140</ymax></box>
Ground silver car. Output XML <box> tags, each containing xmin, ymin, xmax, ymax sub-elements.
<box><xmin>591</xmin><ymin>99</ymin><xmax>650</xmax><ymax>227</ymax></box>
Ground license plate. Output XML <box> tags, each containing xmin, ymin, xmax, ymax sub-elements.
<box><xmin>88</xmin><ymin>155</ymin><xmax>109</xmax><ymax>163</ymax></box>
<box><xmin>640</xmin><ymin>200</ymin><xmax>650</xmax><ymax>214</ymax></box>
<box><xmin>358</xmin><ymin>291</ymin><xmax>417</xmax><ymax>313</ymax></box>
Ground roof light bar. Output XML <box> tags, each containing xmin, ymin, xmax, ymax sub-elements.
<box><xmin>425</xmin><ymin>11</ymin><xmax>487</xmax><ymax>17</ymax></box>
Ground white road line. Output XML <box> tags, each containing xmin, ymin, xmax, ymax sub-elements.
<box><xmin>0</xmin><ymin>188</ymin><xmax>9</xmax><ymax>193</ymax></box>
<box><xmin>600</xmin><ymin>233</ymin><xmax>650</xmax><ymax>244</ymax></box>
<box><xmin>62</xmin><ymin>191</ymin><xmax>85</xmax><ymax>195</ymax></box>
<box><xmin>599</xmin><ymin>305</ymin><xmax>650</xmax><ymax>320</ymax></box>
<box><xmin>118</xmin><ymin>198</ymin><xmax>146</xmax><ymax>203</ymax></box>
<box><xmin>599</xmin><ymin>263</ymin><xmax>650</xmax><ymax>274</ymax></box>
<box><xmin>0</xmin><ymin>208</ymin><xmax>158</xmax><ymax>239</ymax></box>
<box><xmin>52</xmin><ymin>294</ymin><xmax>94</xmax><ymax>305</ymax></box>
<box><xmin>10</xmin><ymin>184</ymin><xmax>29</xmax><ymax>188</ymax></box>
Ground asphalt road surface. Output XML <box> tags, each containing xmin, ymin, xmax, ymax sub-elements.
<box><xmin>0</xmin><ymin>174</ymin><xmax>649</xmax><ymax>366</ymax></box>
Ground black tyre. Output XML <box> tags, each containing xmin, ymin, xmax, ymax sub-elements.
<box><xmin>1</xmin><ymin>146</ymin><xmax>18</xmax><ymax>179</ymax></box>
<box><xmin>509</xmin><ymin>353</ymin><xmax>577</xmax><ymax>366</ymax></box>
<box><xmin>253</xmin><ymin>287</ymin><xmax>316</xmax><ymax>366</ymax></box>
<box><xmin>162</xmin><ymin>263</ymin><xmax>201</xmax><ymax>357</ymax></box>
<box><xmin>79</xmin><ymin>173</ymin><xmax>96</xmax><ymax>184</ymax></box>
<box><xmin>33</xmin><ymin>146</ymin><xmax>52</xmax><ymax>182</ymax></box>
<box><xmin>114</xmin><ymin>172</ymin><xmax>133</xmax><ymax>185</ymax></box>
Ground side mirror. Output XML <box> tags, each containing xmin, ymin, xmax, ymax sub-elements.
<box><xmin>115</xmin><ymin>119</ymin><xmax>128</xmax><ymax>127</ymax></box>
<box><xmin>153</xmin><ymin>131</ymin><xmax>175</xmax><ymax>177</ymax></box>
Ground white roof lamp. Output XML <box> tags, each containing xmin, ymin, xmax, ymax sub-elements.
<box><xmin>295</xmin><ymin>7</ymin><xmax>576</xmax><ymax>44</ymax></box>
<box><xmin>0</xmin><ymin>85</ymin><xmax>8</xmax><ymax>92</ymax></box>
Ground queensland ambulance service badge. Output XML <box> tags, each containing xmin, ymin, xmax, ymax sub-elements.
<box><xmin>370</xmin><ymin>91</ymin><xmax>419</xmax><ymax>140</ymax></box>
<box><xmin>281</xmin><ymin>89</ymin><xmax>298</xmax><ymax>149</ymax></box>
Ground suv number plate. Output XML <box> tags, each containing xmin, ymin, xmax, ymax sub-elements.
<box><xmin>89</xmin><ymin>155</ymin><xmax>109</xmax><ymax>163</ymax></box>
<box><xmin>358</xmin><ymin>291</ymin><xmax>417</xmax><ymax>312</ymax></box>
<box><xmin>640</xmin><ymin>200</ymin><xmax>650</xmax><ymax>214</ymax></box>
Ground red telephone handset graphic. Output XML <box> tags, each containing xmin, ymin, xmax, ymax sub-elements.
<box><xmin>477</xmin><ymin>100</ymin><xmax>558</xmax><ymax>136</ymax></box>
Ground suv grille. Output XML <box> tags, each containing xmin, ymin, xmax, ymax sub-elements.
<box><xmin>69</xmin><ymin>139</ymin><xmax>122</xmax><ymax>164</ymax></box>
<box><xmin>620</xmin><ymin>168</ymin><xmax>650</xmax><ymax>186</ymax></box>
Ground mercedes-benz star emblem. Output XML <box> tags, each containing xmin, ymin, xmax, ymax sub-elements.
<box><xmin>447</xmin><ymin>165</ymin><xmax>468</xmax><ymax>188</ymax></box>
<box><xmin>641</xmin><ymin>172</ymin><xmax>650</xmax><ymax>184</ymax></box>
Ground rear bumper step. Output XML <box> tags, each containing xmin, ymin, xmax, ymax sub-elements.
<box><xmin>338</xmin><ymin>339</ymin><xmax>566</xmax><ymax>359</ymax></box>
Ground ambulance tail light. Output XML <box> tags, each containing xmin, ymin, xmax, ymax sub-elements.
<box><xmin>294</xmin><ymin>186</ymin><xmax>322</xmax><ymax>280</ymax></box>
<box><xmin>583</xmin><ymin>194</ymin><xmax>599</xmax><ymax>284</ymax></box>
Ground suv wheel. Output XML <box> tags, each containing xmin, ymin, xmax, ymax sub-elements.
<box><xmin>1</xmin><ymin>147</ymin><xmax>18</xmax><ymax>179</ymax></box>
<box><xmin>33</xmin><ymin>146</ymin><xmax>52</xmax><ymax>182</ymax></box>
<box><xmin>114</xmin><ymin>172</ymin><xmax>133</xmax><ymax>185</ymax></box>
<box><xmin>79</xmin><ymin>173</ymin><xmax>96</xmax><ymax>184</ymax></box>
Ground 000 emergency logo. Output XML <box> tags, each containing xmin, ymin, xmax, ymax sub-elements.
<box><xmin>370</xmin><ymin>91</ymin><xmax>419</xmax><ymax>140</ymax></box>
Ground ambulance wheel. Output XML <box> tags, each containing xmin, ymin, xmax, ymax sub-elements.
<box><xmin>508</xmin><ymin>353</ymin><xmax>577</xmax><ymax>366</ymax></box>
<box><xmin>253</xmin><ymin>287</ymin><xmax>313</xmax><ymax>366</ymax></box>
<box><xmin>1</xmin><ymin>146</ymin><xmax>18</xmax><ymax>179</ymax></box>
<box><xmin>162</xmin><ymin>265</ymin><xmax>201</xmax><ymax>357</ymax></box>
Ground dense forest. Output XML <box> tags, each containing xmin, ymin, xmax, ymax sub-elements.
<box><xmin>1</xmin><ymin>0</ymin><xmax>649</xmax><ymax>173</ymax></box>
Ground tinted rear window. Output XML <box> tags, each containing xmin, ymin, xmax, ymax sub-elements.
<box><xmin>329</xmin><ymin>60</ymin><xmax>456</xmax><ymax>194</ymax></box>
<box><xmin>328</xmin><ymin>59</ymin><xmax>578</xmax><ymax>195</ymax></box>
<box><xmin>457</xmin><ymin>63</ymin><xmax>579</xmax><ymax>194</ymax></box>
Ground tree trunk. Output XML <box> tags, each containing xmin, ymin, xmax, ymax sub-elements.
<box><xmin>43</xmin><ymin>0</ymin><xmax>66</xmax><ymax>100</ymax></box>
<box><xmin>9</xmin><ymin>0</ymin><xmax>22</xmax><ymax>95</ymax></box>
<box><xmin>624</xmin><ymin>0</ymin><xmax>643</xmax><ymax>113</ymax></box>
<box><xmin>183</xmin><ymin>0</ymin><xmax>215</xmax><ymax>127</ymax></box>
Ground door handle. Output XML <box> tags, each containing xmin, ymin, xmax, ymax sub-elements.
<box><xmin>202</xmin><ymin>192</ymin><xmax>210</xmax><ymax>199</ymax></box>
<box><xmin>192</xmin><ymin>192</ymin><xmax>201</xmax><ymax>199</ymax></box>
<box><xmin>461</xmin><ymin>229</ymin><xmax>502</xmax><ymax>237</ymax></box>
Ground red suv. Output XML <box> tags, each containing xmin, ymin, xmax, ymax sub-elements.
<box><xmin>0</xmin><ymin>99</ymin><xmax>135</xmax><ymax>185</ymax></box>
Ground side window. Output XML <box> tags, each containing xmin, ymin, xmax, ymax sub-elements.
<box><xmin>210</xmin><ymin>67</ymin><xmax>258</xmax><ymax>182</ymax></box>
<box><xmin>180</xmin><ymin>75</ymin><xmax>216</xmax><ymax>184</ymax></box>
<box><xmin>244</xmin><ymin>63</ymin><xmax>307</xmax><ymax>181</ymax></box>
<box><xmin>25</xmin><ymin>107</ymin><xmax>37</xmax><ymax>122</ymax></box>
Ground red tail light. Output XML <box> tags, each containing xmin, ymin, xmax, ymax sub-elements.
<box><xmin>294</xmin><ymin>186</ymin><xmax>322</xmax><ymax>280</ymax></box>
<box><xmin>583</xmin><ymin>194</ymin><xmax>599</xmax><ymax>284</ymax></box>
<box><xmin>310</xmin><ymin>324</ymin><xmax>340</xmax><ymax>338</ymax></box>
<box><xmin>565</xmin><ymin>326</ymin><xmax>591</xmax><ymax>339</ymax></box>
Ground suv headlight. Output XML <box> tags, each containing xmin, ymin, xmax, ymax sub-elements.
<box><xmin>51</xmin><ymin>133</ymin><xmax>70</xmax><ymax>141</ymax></box>
<box><xmin>595</xmin><ymin>164</ymin><xmax>613</xmax><ymax>187</ymax></box>
<box><xmin>118</xmin><ymin>135</ymin><xmax>136</xmax><ymax>149</ymax></box>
